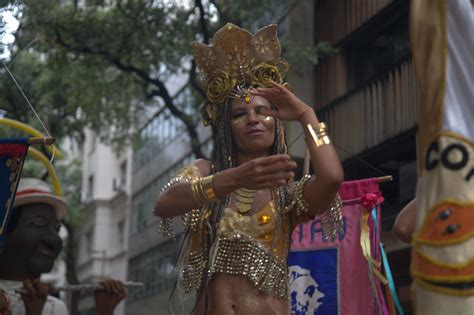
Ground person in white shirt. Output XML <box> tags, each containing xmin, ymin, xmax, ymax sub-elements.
<box><xmin>0</xmin><ymin>178</ymin><xmax>125</xmax><ymax>315</ymax></box>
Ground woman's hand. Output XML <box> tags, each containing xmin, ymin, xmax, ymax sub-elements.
<box><xmin>216</xmin><ymin>154</ymin><xmax>297</xmax><ymax>192</ymax></box>
<box><xmin>251</xmin><ymin>81</ymin><xmax>313</xmax><ymax>122</ymax></box>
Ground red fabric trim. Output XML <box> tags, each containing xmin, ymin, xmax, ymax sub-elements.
<box><xmin>16</xmin><ymin>189</ymin><xmax>51</xmax><ymax>196</ymax></box>
<box><xmin>339</xmin><ymin>178</ymin><xmax>381</xmax><ymax>200</ymax></box>
<box><xmin>0</xmin><ymin>143</ymin><xmax>28</xmax><ymax>157</ymax></box>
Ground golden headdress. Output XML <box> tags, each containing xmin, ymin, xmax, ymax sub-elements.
<box><xmin>193</xmin><ymin>23</ymin><xmax>291</xmax><ymax>126</ymax></box>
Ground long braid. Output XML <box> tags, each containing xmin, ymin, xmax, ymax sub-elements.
<box><xmin>209</xmin><ymin>98</ymin><xmax>234</xmax><ymax>227</ymax></box>
<box><xmin>201</xmin><ymin>99</ymin><xmax>234</xmax><ymax>314</ymax></box>
<box><xmin>202</xmin><ymin>98</ymin><xmax>233</xmax><ymax>310</ymax></box>
<box><xmin>271</xmin><ymin>118</ymin><xmax>291</xmax><ymax>250</ymax></box>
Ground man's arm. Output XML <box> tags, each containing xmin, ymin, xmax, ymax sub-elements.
<box><xmin>392</xmin><ymin>199</ymin><xmax>417</xmax><ymax>243</ymax></box>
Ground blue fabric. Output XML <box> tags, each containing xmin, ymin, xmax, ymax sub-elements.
<box><xmin>380</xmin><ymin>243</ymin><xmax>405</xmax><ymax>315</ymax></box>
<box><xmin>288</xmin><ymin>248</ymin><xmax>338</xmax><ymax>315</ymax></box>
<box><xmin>371</xmin><ymin>208</ymin><xmax>404</xmax><ymax>315</ymax></box>
<box><xmin>0</xmin><ymin>138</ymin><xmax>29</xmax><ymax>251</ymax></box>
<box><xmin>0</xmin><ymin>138</ymin><xmax>29</xmax><ymax>145</ymax></box>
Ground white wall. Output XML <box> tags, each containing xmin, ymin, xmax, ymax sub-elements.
<box><xmin>77</xmin><ymin>129</ymin><xmax>132</xmax><ymax>315</ymax></box>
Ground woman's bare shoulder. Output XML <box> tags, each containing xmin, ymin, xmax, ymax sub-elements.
<box><xmin>193</xmin><ymin>159</ymin><xmax>212</xmax><ymax>176</ymax></box>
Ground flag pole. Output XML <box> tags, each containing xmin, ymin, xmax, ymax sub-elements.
<box><xmin>376</xmin><ymin>175</ymin><xmax>393</xmax><ymax>183</ymax></box>
<box><xmin>28</xmin><ymin>137</ymin><xmax>56</xmax><ymax>145</ymax></box>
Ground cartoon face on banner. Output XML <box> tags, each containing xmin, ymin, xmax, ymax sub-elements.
<box><xmin>289</xmin><ymin>265</ymin><xmax>324</xmax><ymax>314</ymax></box>
<box><xmin>288</xmin><ymin>248</ymin><xmax>338</xmax><ymax>315</ymax></box>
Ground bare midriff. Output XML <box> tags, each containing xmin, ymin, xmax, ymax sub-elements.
<box><xmin>193</xmin><ymin>273</ymin><xmax>290</xmax><ymax>315</ymax></box>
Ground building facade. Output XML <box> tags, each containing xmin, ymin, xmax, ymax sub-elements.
<box><xmin>76</xmin><ymin>130</ymin><xmax>132</xmax><ymax>315</ymax></box>
<box><xmin>125</xmin><ymin>83</ymin><xmax>212</xmax><ymax>314</ymax></box>
<box><xmin>310</xmin><ymin>0</ymin><xmax>416</xmax><ymax>312</ymax></box>
<box><xmin>126</xmin><ymin>99</ymin><xmax>213</xmax><ymax>313</ymax></box>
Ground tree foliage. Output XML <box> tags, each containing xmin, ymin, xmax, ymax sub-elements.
<box><xmin>2</xmin><ymin>0</ymin><xmax>200</xmax><ymax>150</ymax></box>
<box><xmin>0</xmin><ymin>0</ymin><xmax>329</xmax><ymax>155</ymax></box>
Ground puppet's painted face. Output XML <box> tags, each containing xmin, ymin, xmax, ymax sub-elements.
<box><xmin>4</xmin><ymin>203</ymin><xmax>62</xmax><ymax>277</ymax></box>
<box><xmin>230</xmin><ymin>95</ymin><xmax>275</xmax><ymax>158</ymax></box>
<box><xmin>412</xmin><ymin>135</ymin><xmax>474</xmax><ymax>311</ymax></box>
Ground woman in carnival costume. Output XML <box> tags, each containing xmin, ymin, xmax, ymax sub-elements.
<box><xmin>154</xmin><ymin>23</ymin><xmax>344</xmax><ymax>314</ymax></box>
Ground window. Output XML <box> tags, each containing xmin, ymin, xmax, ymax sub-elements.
<box><xmin>120</xmin><ymin>161</ymin><xmax>127</xmax><ymax>184</ymax></box>
<box><xmin>133</xmin><ymin>86</ymin><xmax>197</xmax><ymax>171</ymax></box>
<box><xmin>85</xmin><ymin>228</ymin><xmax>94</xmax><ymax>255</ymax></box>
<box><xmin>131</xmin><ymin>154</ymin><xmax>194</xmax><ymax>234</ymax></box>
<box><xmin>346</xmin><ymin>14</ymin><xmax>410</xmax><ymax>90</ymax></box>
<box><xmin>118</xmin><ymin>219</ymin><xmax>125</xmax><ymax>250</ymax></box>
<box><xmin>86</xmin><ymin>175</ymin><xmax>94</xmax><ymax>200</ymax></box>
<box><xmin>127</xmin><ymin>238</ymin><xmax>182</xmax><ymax>302</ymax></box>
<box><xmin>89</xmin><ymin>132</ymin><xmax>97</xmax><ymax>155</ymax></box>
<box><xmin>116</xmin><ymin>160</ymin><xmax>127</xmax><ymax>191</ymax></box>
<box><xmin>130</xmin><ymin>139</ymin><xmax>213</xmax><ymax>234</ymax></box>
<box><xmin>136</xmin><ymin>202</ymin><xmax>146</xmax><ymax>231</ymax></box>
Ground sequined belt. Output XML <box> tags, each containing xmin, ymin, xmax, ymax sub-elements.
<box><xmin>181</xmin><ymin>236</ymin><xmax>289</xmax><ymax>298</ymax></box>
<box><xmin>210</xmin><ymin>237</ymin><xmax>288</xmax><ymax>298</ymax></box>
<box><xmin>182</xmin><ymin>251</ymin><xmax>206</xmax><ymax>293</ymax></box>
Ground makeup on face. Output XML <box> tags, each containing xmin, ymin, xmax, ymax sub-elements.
<box><xmin>231</xmin><ymin>104</ymin><xmax>274</xmax><ymax>125</ymax></box>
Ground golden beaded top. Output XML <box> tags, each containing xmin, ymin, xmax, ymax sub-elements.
<box><xmin>192</xmin><ymin>23</ymin><xmax>291</xmax><ymax>126</ymax></box>
<box><xmin>159</xmin><ymin>165</ymin><xmax>332</xmax><ymax>300</ymax></box>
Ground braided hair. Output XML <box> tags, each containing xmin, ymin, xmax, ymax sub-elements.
<box><xmin>207</xmin><ymin>88</ymin><xmax>291</xmax><ymax>250</ymax></box>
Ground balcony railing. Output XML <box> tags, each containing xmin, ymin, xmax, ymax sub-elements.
<box><xmin>318</xmin><ymin>59</ymin><xmax>419</xmax><ymax>158</ymax></box>
<box><xmin>315</xmin><ymin>0</ymin><xmax>395</xmax><ymax>45</ymax></box>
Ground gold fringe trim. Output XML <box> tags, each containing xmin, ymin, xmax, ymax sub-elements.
<box><xmin>413</xmin><ymin>247</ymin><xmax>474</xmax><ymax>269</ymax></box>
<box><xmin>413</xmin><ymin>277</ymin><xmax>474</xmax><ymax>297</ymax></box>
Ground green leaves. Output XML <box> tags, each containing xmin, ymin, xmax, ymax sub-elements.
<box><xmin>0</xmin><ymin>0</ymin><xmax>335</xmax><ymax>155</ymax></box>
<box><xmin>1</xmin><ymin>1</ymin><xmax>198</xmax><ymax>146</ymax></box>
<box><xmin>283</xmin><ymin>39</ymin><xmax>338</xmax><ymax>66</ymax></box>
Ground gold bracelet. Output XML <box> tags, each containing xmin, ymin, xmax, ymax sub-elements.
<box><xmin>201</xmin><ymin>175</ymin><xmax>217</xmax><ymax>201</ymax></box>
<box><xmin>314</xmin><ymin>122</ymin><xmax>327</xmax><ymax>134</ymax></box>
<box><xmin>191</xmin><ymin>177</ymin><xmax>206</xmax><ymax>205</ymax></box>
<box><xmin>196</xmin><ymin>177</ymin><xmax>205</xmax><ymax>203</ymax></box>
<box><xmin>197</xmin><ymin>178</ymin><xmax>209</xmax><ymax>204</ymax></box>
<box><xmin>307</xmin><ymin>123</ymin><xmax>331</xmax><ymax>147</ymax></box>
<box><xmin>191</xmin><ymin>176</ymin><xmax>218</xmax><ymax>205</ymax></box>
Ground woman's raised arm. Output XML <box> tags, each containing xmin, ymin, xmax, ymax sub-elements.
<box><xmin>154</xmin><ymin>155</ymin><xmax>297</xmax><ymax>218</ymax></box>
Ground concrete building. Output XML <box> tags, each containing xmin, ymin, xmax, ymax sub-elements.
<box><xmin>76</xmin><ymin>130</ymin><xmax>132</xmax><ymax>315</ymax></box>
<box><xmin>308</xmin><ymin>0</ymin><xmax>417</xmax><ymax>312</ymax></box>
<box><xmin>125</xmin><ymin>81</ymin><xmax>213</xmax><ymax>314</ymax></box>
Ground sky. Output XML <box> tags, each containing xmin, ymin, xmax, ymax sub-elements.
<box><xmin>0</xmin><ymin>1</ymin><xmax>217</xmax><ymax>60</ymax></box>
<box><xmin>1</xmin><ymin>7</ymin><xmax>20</xmax><ymax>59</ymax></box>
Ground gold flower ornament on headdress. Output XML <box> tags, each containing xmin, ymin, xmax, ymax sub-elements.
<box><xmin>193</xmin><ymin>23</ymin><xmax>292</xmax><ymax>126</ymax></box>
